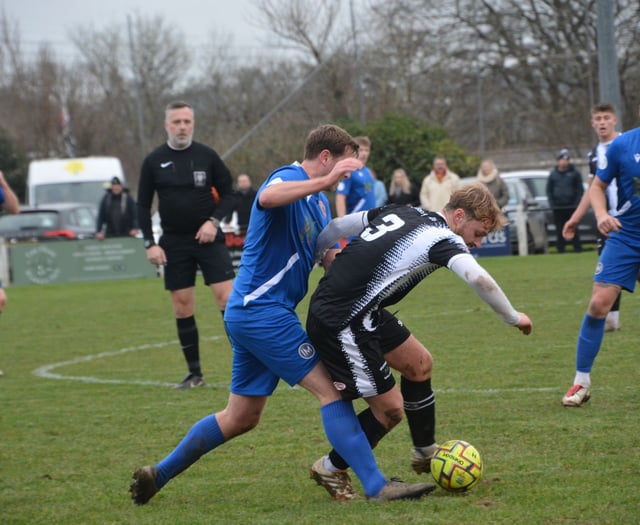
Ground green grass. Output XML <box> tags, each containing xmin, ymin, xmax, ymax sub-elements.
<box><xmin>2</xmin><ymin>250</ymin><xmax>639</xmax><ymax>524</ymax></box>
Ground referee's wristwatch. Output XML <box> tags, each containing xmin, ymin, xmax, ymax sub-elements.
<box><xmin>209</xmin><ymin>217</ymin><xmax>221</xmax><ymax>228</ymax></box>
<box><xmin>144</xmin><ymin>239</ymin><xmax>155</xmax><ymax>249</ymax></box>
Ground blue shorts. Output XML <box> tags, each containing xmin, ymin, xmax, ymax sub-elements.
<box><xmin>225</xmin><ymin>309</ymin><xmax>318</xmax><ymax>396</ymax></box>
<box><xmin>594</xmin><ymin>233</ymin><xmax>640</xmax><ymax>292</ymax></box>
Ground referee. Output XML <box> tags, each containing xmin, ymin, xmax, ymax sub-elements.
<box><xmin>137</xmin><ymin>101</ymin><xmax>235</xmax><ymax>389</ymax></box>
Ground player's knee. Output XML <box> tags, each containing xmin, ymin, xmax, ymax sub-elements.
<box><xmin>399</xmin><ymin>350</ymin><xmax>432</xmax><ymax>382</ymax></box>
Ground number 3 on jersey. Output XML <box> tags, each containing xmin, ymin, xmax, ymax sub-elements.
<box><xmin>361</xmin><ymin>213</ymin><xmax>405</xmax><ymax>241</ymax></box>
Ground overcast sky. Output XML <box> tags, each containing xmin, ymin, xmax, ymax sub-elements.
<box><xmin>3</xmin><ymin>0</ymin><xmax>276</xmax><ymax>62</ymax></box>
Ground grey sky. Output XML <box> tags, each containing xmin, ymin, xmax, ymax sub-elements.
<box><xmin>3</xmin><ymin>0</ymin><xmax>272</xmax><ymax>62</ymax></box>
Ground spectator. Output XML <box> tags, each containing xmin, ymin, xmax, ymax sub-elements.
<box><xmin>226</xmin><ymin>173</ymin><xmax>257</xmax><ymax>232</ymax></box>
<box><xmin>476</xmin><ymin>159</ymin><xmax>509</xmax><ymax>208</ymax></box>
<box><xmin>96</xmin><ymin>176</ymin><xmax>139</xmax><ymax>239</ymax></box>
<box><xmin>419</xmin><ymin>156</ymin><xmax>460</xmax><ymax>212</ymax></box>
<box><xmin>546</xmin><ymin>149</ymin><xmax>584</xmax><ymax>253</ymax></box>
<box><xmin>335</xmin><ymin>136</ymin><xmax>376</xmax><ymax>217</ymax></box>
<box><xmin>137</xmin><ymin>101</ymin><xmax>236</xmax><ymax>390</ymax></box>
<box><xmin>387</xmin><ymin>168</ymin><xmax>419</xmax><ymax>206</ymax></box>
<box><xmin>371</xmin><ymin>168</ymin><xmax>388</xmax><ymax>207</ymax></box>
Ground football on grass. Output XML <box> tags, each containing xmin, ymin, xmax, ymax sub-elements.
<box><xmin>430</xmin><ymin>440</ymin><xmax>483</xmax><ymax>492</ymax></box>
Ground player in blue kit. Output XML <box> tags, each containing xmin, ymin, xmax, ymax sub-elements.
<box><xmin>562</xmin><ymin>108</ymin><xmax>640</xmax><ymax>407</ymax></box>
<box><xmin>335</xmin><ymin>136</ymin><xmax>376</xmax><ymax>217</ymax></box>
<box><xmin>130</xmin><ymin>124</ymin><xmax>436</xmax><ymax>504</ymax></box>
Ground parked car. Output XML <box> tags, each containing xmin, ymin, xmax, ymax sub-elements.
<box><xmin>0</xmin><ymin>203</ymin><xmax>97</xmax><ymax>243</ymax></box>
<box><xmin>460</xmin><ymin>177</ymin><xmax>548</xmax><ymax>254</ymax></box>
<box><xmin>501</xmin><ymin>170</ymin><xmax>598</xmax><ymax>246</ymax></box>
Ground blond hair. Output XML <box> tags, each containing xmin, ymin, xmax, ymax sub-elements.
<box><xmin>444</xmin><ymin>183</ymin><xmax>508</xmax><ymax>232</ymax></box>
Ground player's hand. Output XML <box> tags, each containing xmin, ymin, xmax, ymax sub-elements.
<box><xmin>562</xmin><ymin>221</ymin><xmax>576</xmax><ymax>240</ymax></box>
<box><xmin>325</xmin><ymin>158</ymin><xmax>363</xmax><ymax>189</ymax></box>
<box><xmin>596</xmin><ymin>213</ymin><xmax>621</xmax><ymax>237</ymax></box>
<box><xmin>515</xmin><ymin>312</ymin><xmax>532</xmax><ymax>335</ymax></box>
<box><xmin>146</xmin><ymin>245</ymin><xmax>167</xmax><ymax>265</ymax></box>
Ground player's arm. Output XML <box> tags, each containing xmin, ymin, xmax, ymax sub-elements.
<box><xmin>448</xmin><ymin>253</ymin><xmax>532</xmax><ymax>335</ymax></box>
<box><xmin>0</xmin><ymin>170</ymin><xmax>19</xmax><ymax>214</ymax></box>
<box><xmin>314</xmin><ymin>208</ymin><xmax>386</xmax><ymax>263</ymax></box>
<box><xmin>563</xmin><ymin>177</ymin><xmax>593</xmax><ymax>240</ymax></box>
<box><xmin>335</xmin><ymin>193</ymin><xmax>347</xmax><ymax>217</ymax></box>
<box><xmin>136</xmin><ymin>160</ymin><xmax>155</xmax><ymax>245</ymax></box>
<box><xmin>259</xmin><ymin>158</ymin><xmax>362</xmax><ymax>209</ymax></box>
<box><xmin>314</xmin><ymin>211</ymin><xmax>369</xmax><ymax>262</ymax></box>
<box><xmin>591</xmin><ymin>177</ymin><xmax>620</xmax><ymax>236</ymax></box>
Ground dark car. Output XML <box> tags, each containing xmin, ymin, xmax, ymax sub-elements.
<box><xmin>460</xmin><ymin>177</ymin><xmax>548</xmax><ymax>254</ymax></box>
<box><xmin>0</xmin><ymin>203</ymin><xmax>97</xmax><ymax>243</ymax></box>
<box><xmin>501</xmin><ymin>170</ymin><xmax>598</xmax><ymax>246</ymax></box>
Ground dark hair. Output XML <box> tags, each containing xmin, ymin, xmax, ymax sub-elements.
<box><xmin>303</xmin><ymin>125</ymin><xmax>359</xmax><ymax>159</ymax></box>
<box><xmin>591</xmin><ymin>102</ymin><xmax>616</xmax><ymax>115</ymax></box>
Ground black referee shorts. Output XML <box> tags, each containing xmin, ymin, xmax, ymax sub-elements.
<box><xmin>160</xmin><ymin>233</ymin><xmax>235</xmax><ymax>291</ymax></box>
<box><xmin>306</xmin><ymin>309</ymin><xmax>411</xmax><ymax>400</ymax></box>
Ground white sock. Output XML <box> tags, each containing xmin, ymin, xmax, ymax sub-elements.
<box><xmin>606</xmin><ymin>310</ymin><xmax>619</xmax><ymax>324</ymax></box>
<box><xmin>573</xmin><ymin>371</ymin><xmax>591</xmax><ymax>388</ymax></box>
<box><xmin>323</xmin><ymin>456</ymin><xmax>339</xmax><ymax>472</ymax></box>
<box><xmin>415</xmin><ymin>443</ymin><xmax>438</xmax><ymax>457</ymax></box>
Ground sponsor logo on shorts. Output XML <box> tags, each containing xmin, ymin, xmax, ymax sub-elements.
<box><xmin>298</xmin><ymin>343</ymin><xmax>316</xmax><ymax>359</ymax></box>
<box><xmin>595</xmin><ymin>262</ymin><xmax>603</xmax><ymax>275</ymax></box>
<box><xmin>333</xmin><ymin>381</ymin><xmax>346</xmax><ymax>391</ymax></box>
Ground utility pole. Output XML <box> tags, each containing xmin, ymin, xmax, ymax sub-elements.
<box><xmin>127</xmin><ymin>15</ymin><xmax>147</xmax><ymax>156</ymax></box>
<box><xmin>596</xmin><ymin>0</ymin><xmax>622</xmax><ymax>129</ymax></box>
<box><xmin>349</xmin><ymin>0</ymin><xmax>366</xmax><ymax>127</ymax></box>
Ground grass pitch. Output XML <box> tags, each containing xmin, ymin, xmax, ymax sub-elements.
<box><xmin>1</xmin><ymin>249</ymin><xmax>639</xmax><ymax>524</ymax></box>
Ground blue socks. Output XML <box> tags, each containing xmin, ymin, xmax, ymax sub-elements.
<box><xmin>321</xmin><ymin>400</ymin><xmax>386</xmax><ymax>497</ymax></box>
<box><xmin>156</xmin><ymin>414</ymin><xmax>225</xmax><ymax>488</ymax></box>
<box><xmin>576</xmin><ymin>314</ymin><xmax>606</xmax><ymax>373</ymax></box>
<box><xmin>153</xmin><ymin>402</ymin><xmax>387</xmax><ymax>497</ymax></box>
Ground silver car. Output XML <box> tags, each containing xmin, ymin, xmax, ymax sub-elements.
<box><xmin>460</xmin><ymin>177</ymin><xmax>548</xmax><ymax>254</ymax></box>
<box><xmin>501</xmin><ymin>170</ymin><xmax>598</xmax><ymax>246</ymax></box>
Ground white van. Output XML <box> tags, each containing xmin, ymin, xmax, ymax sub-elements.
<box><xmin>27</xmin><ymin>156</ymin><xmax>126</xmax><ymax>206</ymax></box>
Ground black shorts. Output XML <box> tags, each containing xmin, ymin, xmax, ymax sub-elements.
<box><xmin>160</xmin><ymin>233</ymin><xmax>235</xmax><ymax>291</ymax></box>
<box><xmin>306</xmin><ymin>309</ymin><xmax>411</xmax><ymax>400</ymax></box>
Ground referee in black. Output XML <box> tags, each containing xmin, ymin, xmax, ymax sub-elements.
<box><xmin>137</xmin><ymin>101</ymin><xmax>235</xmax><ymax>389</ymax></box>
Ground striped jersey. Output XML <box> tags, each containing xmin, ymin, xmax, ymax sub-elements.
<box><xmin>308</xmin><ymin>205</ymin><xmax>470</xmax><ymax>330</ymax></box>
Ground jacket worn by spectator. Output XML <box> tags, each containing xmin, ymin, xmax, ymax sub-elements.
<box><xmin>96</xmin><ymin>180</ymin><xmax>139</xmax><ymax>237</ymax></box>
<box><xmin>546</xmin><ymin>163</ymin><xmax>584</xmax><ymax>210</ymax></box>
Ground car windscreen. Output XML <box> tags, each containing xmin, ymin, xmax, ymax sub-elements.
<box><xmin>34</xmin><ymin>182</ymin><xmax>106</xmax><ymax>206</ymax></box>
<box><xmin>0</xmin><ymin>211</ymin><xmax>59</xmax><ymax>231</ymax></box>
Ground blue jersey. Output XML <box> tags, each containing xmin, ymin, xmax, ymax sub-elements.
<box><xmin>597</xmin><ymin>127</ymin><xmax>640</xmax><ymax>242</ymax></box>
<box><xmin>225</xmin><ymin>163</ymin><xmax>333</xmax><ymax>322</ymax></box>
<box><xmin>336</xmin><ymin>166</ymin><xmax>376</xmax><ymax>213</ymax></box>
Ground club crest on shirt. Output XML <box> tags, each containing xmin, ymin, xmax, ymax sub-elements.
<box><xmin>193</xmin><ymin>171</ymin><xmax>207</xmax><ymax>187</ymax></box>
<box><xmin>318</xmin><ymin>199</ymin><xmax>327</xmax><ymax>218</ymax></box>
<box><xmin>298</xmin><ymin>343</ymin><xmax>316</xmax><ymax>360</ymax></box>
